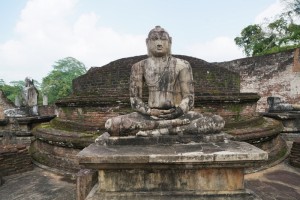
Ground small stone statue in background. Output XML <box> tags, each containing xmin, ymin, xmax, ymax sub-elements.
<box><xmin>4</xmin><ymin>77</ymin><xmax>39</xmax><ymax>117</ymax></box>
<box><xmin>105</xmin><ymin>26</ymin><xmax>225</xmax><ymax>136</ymax></box>
<box><xmin>267</xmin><ymin>96</ymin><xmax>300</xmax><ymax>112</ymax></box>
<box><xmin>21</xmin><ymin>77</ymin><xmax>39</xmax><ymax>116</ymax></box>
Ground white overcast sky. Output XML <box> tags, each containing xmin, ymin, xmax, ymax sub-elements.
<box><xmin>0</xmin><ymin>0</ymin><xmax>285</xmax><ymax>83</ymax></box>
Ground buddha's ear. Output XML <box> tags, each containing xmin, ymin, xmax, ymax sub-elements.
<box><xmin>169</xmin><ymin>37</ymin><xmax>172</xmax><ymax>44</ymax></box>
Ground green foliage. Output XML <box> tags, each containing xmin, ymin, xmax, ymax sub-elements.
<box><xmin>41</xmin><ymin>57</ymin><xmax>87</xmax><ymax>104</ymax></box>
<box><xmin>283</xmin><ymin>0</ymin><xmax>300</xmax><ymax>15</ymax></box>
<box><xmin>235</xmin><ymin>0</ymin><xmax>300</xmax><ymax>56</ymax></box>
<box><xmin>0</xmin><ymin>79</ymin><xmax>24</xmax><ymax>103</ymax></box>
<box><xmin>0</xmin><ymin>79</ymin><xmax>41</xmax><ymax>103</ymax></box>
<box><xmin>234</xmin><ymin>24</ymin><xmax>267</xmax><ymax>56</ymax></box>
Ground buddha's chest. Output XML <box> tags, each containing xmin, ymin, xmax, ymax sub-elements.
<box><xmin>143</xmin><ymin>60</ymin><xmax>177</xmax><ymax>89</ymax></box>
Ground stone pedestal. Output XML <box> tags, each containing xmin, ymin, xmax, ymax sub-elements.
<box><xmin>263</xmin><ymin>111</ymin><xmax>300</xmax><ymax>132</ymax></box>
<box><xmin>77</xmin><ymin>137</ymin><xmax>267</xmax><ymax>200</ymax></box>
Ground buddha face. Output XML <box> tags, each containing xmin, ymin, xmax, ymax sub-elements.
<box><xmin>146</xmin><ymin>27</ymin><xmax>172</xmax><ymax>57</ymax></box>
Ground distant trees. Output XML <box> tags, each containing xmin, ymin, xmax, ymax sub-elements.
<box><xmin>0</xmin><ymin>79</ymin><xmax>41</xmax><ymax>104</ymax></box>
<box><xmin>0</xmin><ymin>79</ymin><xmax>25</xmax><ymax>103</ymax></box>
<box><xmin>41</xmin><ymin>57</ymin><xmax>87</xmax><ymax>104</ymax></box>
<box><xmin>235</xmin><ymin>0</ymin><xmax>300</xmax><ymax>56</ymax></box>
<box><xmin>1</xmin><ymin>57</ymin><xmax>86</xmax><ymax>105</ymax></box>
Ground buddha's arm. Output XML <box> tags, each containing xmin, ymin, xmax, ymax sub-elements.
<box><xmin>129</xmin><ymin>62</ymin><xmax>150</xmax><ymax>115</ymax></box>
<box><xmin>178</xmin><ymin>64</ymin><xmax>194</xmax><ymax>113</ymax></box>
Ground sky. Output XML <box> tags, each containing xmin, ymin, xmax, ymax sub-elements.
<box><xmin>0</xmin><ymin>0</ymin><xmax>286</xmax><ymax>84</ymax></box>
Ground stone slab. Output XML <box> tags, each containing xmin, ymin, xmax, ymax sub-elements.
<box><xmin>86</xmin><ymin>186</ymin><xmax>261</xmax><ymax>200</ymax></box>
<box><xmin>77</xmin><ymin>140</ymin><xmax>268</xmax><ymax>168</ymax></box>
<box><xmin>0</xmin><ymin>167</ymin><xmax>75</xmax><ymax>200</ymax></box>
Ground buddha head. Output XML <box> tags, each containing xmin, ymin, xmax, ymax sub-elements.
<box><xmin>146</xmin><ymin>26</ymin><xmax>172</xmax><ymax>57</ymax></box>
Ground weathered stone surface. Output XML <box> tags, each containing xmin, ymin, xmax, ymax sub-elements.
<box><xmin>267</xmin><ymin>96</ymin><xmax>294</xmax><ymax>112</ymax></box>
<box><xmin>71</xmin><ymin>55</ymin><xmax>240</xmax><ymax>98</ymax></box>
<box><xmin>263</xmin><ymin>111</ymin><xmax>300</xmax><ymax>132</ymax></box>
<box><xmin>86</xmin><ymin>190</ymin><xmax>260</xmax><ymax>200</ymax></box>
<box><xmin>78</xmin><ymin>141</ymin><xmax>266</xmax><ymax>200</ymax></box>
<box><xmin>30</xmin><ymin>140</ymin><xmax>81</xmax><ymax>173</ymax></box>
<box><xmin>33</xmin><ymin>124</ymin><xmax>95</xmax><ymax>148</ymax></box>
<box><xmin>95</xmin><ymin>133</ymin><xmax>227</xmax><ymax>146</ymax></box>
<box><xmin>76</xmin><ymin>169</ymin><xmax>97</xmax><ymax>200</ymax></box>
<box><xmin>38</xmin><ymin>105</ymin><xmax>56</xmax><ymax>116</ymax></box>
<box><xmin>0</xmin><ymin>167</ymin><xmax>76</xmax><ymax>200</ymax></box>
<box><xmin>216</xmin><ymin>48</ymin><xmax>300</xmax><ymax>112</ymax></box>
<box><xmin>2</xmin><ymin>159</ymin><xmax>300</xmax><ymax>200</ymax></box>
<box><xmin>97</xmin><ymin>168</ymin><xmax>244</xmax><ymax>192</ymax></box>
<box><xmin>104</xmin><ymin>26</ymin><xmax>225</xmax><ymax>137</ymax></box>
<box><xmin>245</xmin><ymin>161</ymin><xmax>300</xmax><ymax>200</ymax></box>
<box><xmin>78</xmin><ymin>141</ymin><xmax>267</xmax><ymax>167</ymax></box>
<box><xmin>0</xmin><ymin>144</ymin><xmax>33</xmax><ymax>176</ymax></box>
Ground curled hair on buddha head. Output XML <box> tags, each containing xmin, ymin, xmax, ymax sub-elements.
<box><xmin>146</xmin><ymin>26</ymin><xmax>172</xmax><ymax>57</ymax></box>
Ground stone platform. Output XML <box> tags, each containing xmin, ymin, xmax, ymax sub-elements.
<box><xmin>77</xmin><ymin>139</ymin><xmax>267</xmax><ymax>200</ymax></box>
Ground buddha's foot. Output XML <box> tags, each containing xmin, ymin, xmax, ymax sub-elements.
<box><xmin>136</xmin><ymin>128</ymin><xmax>169</xmax><ymax>137</ymax></box>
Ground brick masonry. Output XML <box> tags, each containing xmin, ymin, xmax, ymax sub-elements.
<box><xmin>54</xmin><ymin>55</ymin><xmax>258</xmax><ymax>132</ymax></box>
<box><xmin>38</xmin><ymin>105</ymin><xmax>56</xmax><ymax>116</ymax></box>
<box><xmin>0</xmin><ymin>144</ymin><xmax>33</xmax><ymax>176</ymax></box>
<box><xmin>216</xmin><ymin>48</ymin><xmax>300</xmax><ymax>112</ymax></box>
<box><xmin>72</xmin><ymin>55</ymin><xmax>240</xmax><ymax>98</ymax></box>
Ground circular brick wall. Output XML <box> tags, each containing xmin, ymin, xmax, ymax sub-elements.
<box><xmin>72</xmin><ymin>55</ymin><xmax>240</xmax><ymax>99</ymax></box>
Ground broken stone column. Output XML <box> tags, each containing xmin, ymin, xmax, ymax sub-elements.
<box><xmin>42</xmin><ymin>95</ymin><xmax>48</xmax><ymax>106</ymax></box>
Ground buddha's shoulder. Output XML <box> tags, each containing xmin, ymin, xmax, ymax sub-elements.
<box><xmin>132</xmin><ymin>59</ymin><xmax>147</xmax><ymax>68</ymax></box>
<box><xmin>172</xmin><ymin>57</ymin><xmax>191</xmax><ymax>69</ymax></box>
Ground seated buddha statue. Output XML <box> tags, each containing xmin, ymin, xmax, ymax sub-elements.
<box><xmin>104</xmin><ymin>26</ymin><xmax>225</xmax><ymax>137</ymax></box>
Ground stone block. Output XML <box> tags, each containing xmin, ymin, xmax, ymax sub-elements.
<box><xmin>76</xmin><ymin>169</ymin><xmax>98</xmax><ymax>200</ymax></box>
<box><xmin>98</xmin><ymin>168</ymin><xmax>244</xmax><ymax>192</ymax></box>
<box><xmin>77</xmin><ymin>140</ymin><xmax>267</xmax><ymax>199</ymax></box>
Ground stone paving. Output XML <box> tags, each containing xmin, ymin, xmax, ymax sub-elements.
<box><xmin>246</xmin><ymin>160</ymin><xmax>300</xmax><ymax>200</ymax></box>
<box><xmin>0</xmin><ymin>160</ymin><xmax>299</xmax><ymax>200</ymax></box>
<box><xmin>0</xmin><ymin>167</ymin><xmax>76</xmax><ymax>200</ymax></box>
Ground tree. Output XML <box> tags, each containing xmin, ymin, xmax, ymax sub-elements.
<box><xmin>283</xmin><ymin>0</ymin><xmax>300</xmax><ymax>15</ymax></box>
<box><xmin>41</xmin><ymin>57</ymin><xmax>87</xmax><ymax>104</ymax></box>
<box><xmin>235</xmin><ymin>0</ymin><xmax>300</xmax><ymax>56</ymax></box>
<box><xmin>234</xmin><ymin>24</ymin><xmax>269</xmax><ymax>56</ymax></box>
<box><xmin>0</xmin><ymin>80</ymin><xmax>24</xmax><ymax>103</ymax></box>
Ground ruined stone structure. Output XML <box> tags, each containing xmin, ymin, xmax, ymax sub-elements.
<box><xmin>30</xmin><ymin>30</ymin><xmax>288</xmax><ymax>183</ymax></box>
<box><xmin>0</xmin><ymin>86</ymin><xmax>55</xmax><ymax>178</ymax></box>
<box><xmin>32</xmin><ymin>54</ymin><xmax>268</xmax><ymax>173</ymax></box>
<box><xmin>31</xmin><ymin>53</ymin><xmax>286</xmax><ymax>176</ymax></box>
<box><xmin>75</xmin><ymin>26</ymin><xmax>270</xmax><ymax>200</ymax></box>
<box><xmin>0</xmin><ymin>144</ymin><xmax>33</xmax><ymax>176</ymax></box>
<box><xmin>216</xmin><ymin>48</ymin><xmax>300</xmax><ymax>112</ymax></box>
